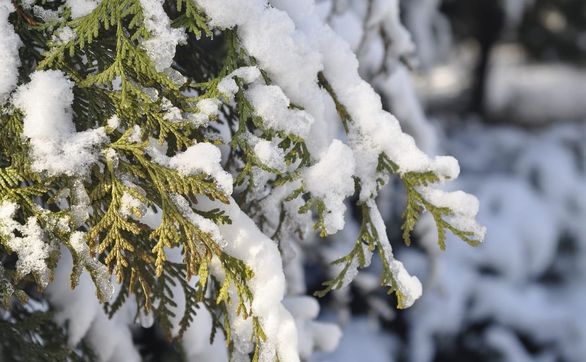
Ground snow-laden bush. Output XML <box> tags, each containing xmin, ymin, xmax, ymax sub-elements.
<box><xmin>318</xmin><ymin>1</ymin><xmax>586</xmax><ymax>362</ymax></box>
<box><xmin>0</xmin><ymin>0</ymin><xmax>485</xmax><ymax>360</ymax></box>
<box><xmin>396</xmin><ymin>123</ymin><xmax>586</xmax><ymax>362</ymax></box>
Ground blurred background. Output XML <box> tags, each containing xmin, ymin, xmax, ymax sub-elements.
<box><xmin>310</xmin><ymin>1</ymin><xmax>586</xmax><ymax>361</ymax></box>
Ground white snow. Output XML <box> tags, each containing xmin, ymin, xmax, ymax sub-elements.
<box><xmin>217</xmin><ymin>66</ymin><xmax>262</xmax><ymax>99</ymax></box>
<box><xmin>119</xmin><ymin>191</ymin><xmax>146</xmax><ymax>219</ymax></box>
<box><xmin>329</xmin><ymin>11</ymin><xmax>363</xmax><ymax>52</ymax></box>
<box><xmin>13</xmin><ymin>70</ymin><xmax>107</xmax><ymax>176</ymax></box>
<box><xmin>52</xmin><ymin>26</ymin><xmax>76</xmax><ymax>44</ymax></box>
<box><xmin>196</xmin><ymin>98</ymin><xmax>220</xmax><ymax>117</ymax></box>
<box><xmin>32</xmin><ymin>4</ymin><xmax>62</xmax><ymax>22</ymax></box>
<box><xmin>487</xmin><ymin>47</ymin><xmax>586</xmax><ymax>125</ymax></box>
<box><xmin>283</xmin><ymin>296</ymin><xmax>342</xmax><ymax>358</ymax></box>
<box><xmin>127</xmin><ymin>125</ymin><xmax>142</xmax><ymax>143</ymax></box>
<box><xmin>171</xmin><ymin>194</ymin><xmax>225</xmax><ymax>248</ymax></box>
<box><xmin>314</xmin><ymin>317</ymin><xmax>397</xmax><ymax>362</ymax></box>
<box><xmin>303</xmin><ymin>140</ymin><xmax>355</xmax><ymax>235</ymax></box>
<box><xmin>199</xmin><ymin>0</ymin><xmax>471</xmax><ymax>208</ymax></box>
<box><xmin>66</xmin><ymin>0</ymin><xmax>100</xmax><ymax>18</ymax></box>
<box><xmin>187</xmin><ymin>98</ymin><xmax>221</xmax><ymax>126</ymax></box>
<box><xmin>70</xmin><ymin>179</ymin><xmax>92</xmax><ymax>227</ymax></box>
<box><xmin>372</xmin><ymin>0</ymin><xmax>415</xmax><ymax>60</ymax></box>
<box><xmin>403</xmin><ymin>123</ymin><xmax>586</xmax><ymax>362</ymax></box>
<box><xmin>196</xmin><ymin>0</ymin><xmax>338</xmax><ymax>154</ymax></box>
<box><xmin>254</xmin><ymin>139</ymin><xmax>286</xmax><ymax>172</ymax></box>
<box><xmin>139</xmin><ymin>0</ymin><xmax>186</xmax><ymax>71</ymax></box>
<box><xmin>0</xmin><ymin>201</ymin><xmax>51</xmax><ymax>287</ymax></box>
<box><xmin>369</xmin><ymin>201</ymin><xmax>422</xmax><ymax>308</ymax></box>
<box><xmin>403</xmin><ymin>0</ymin><xmax>452</xmax><ymax>69</ymax></box>
<box><xmin>69</xmin><ymin>231</ymin><xmax>114</xmax><ymax>302</ymax></box>
<box><xmin>106</xmin><ymin>114</ymin><xmax>120</xmax><ymax>129</ymax></box>
<box><xmin>245</xmin><ymin>83</ymin><xmax>314</xmax><ymax>138</ymax></box>
<box><xmin>0</xmin><ymin>1</ymin><xmax>499</xmax><ymax>360</ymax></box>
<box><xmin>0</xmin><ymin>0</ymin><xmax>21</xmax><ymax>102</ymax></box>
<box><xmin>162</xmin><ymin>98</ymin><xmax>183</xmax><ymax>122</ymax></box>
<box><xmin>149</xmin><ymin>141</ymin><xmax>233</xmax><ymax>195</ymax></box>
<box><xmin>47</xmin><ymin>248</ymin><xmax>140</xmax><ymax>362</ymax></box>
<box><xmin>420</xmin><ymin>187</ymin><xmax>486</xmax><ymax>242</ymax></box>
<box><xmin>198</xmin><ymin>197</ymin><xmax>300</xmax><ymax>362</ymax></box>
<box><xmin>374</xmin><ymin>67</ymin><xmax>438</xmax><ymax>154</ymax></box>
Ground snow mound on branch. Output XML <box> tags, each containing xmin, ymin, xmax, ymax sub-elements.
<box><xmin>246</xmin><ymin>83</ymin><xmax>314</xmax><ymax>138</ymax></box>
<box><xmin>303</xmin><ymin>140</ymin><xmax>355</xmax><ymax>234</ymax></box>
<box><xmin>199</xmin><ymin>197</ymin><xmax>299</xmax><ymax>362</ymax></box>
<box><xmin>13</xmin><ymin>70</ymin><xmax>107</xmax><ymax>176</ymax></box>
<box><xmin>218</xmin><ymin>66</ymin><xmax>262</xmax><ymax>99</ymax></box>
<box><xmin>149</xmin><ymin>141</ymin><xmax>234</xmax><ymax>195</ymax></box>
<box><xmin>197</xmin><ymin>0</ymin><xmax>469</xmax><ymax>200</ymax></box>
<box><xmin>254</xmin><ymin>139</ymin><xmax>286</xmax><ymax>172</ymax></box>
<box><xmin>192</xmin><ymin>1</ymin><xmax>485</xmax><ymax>358</ymax></box>
<box><xmin>139</xmin><ymin>0</ymin><xmax>186</xmax><ymax>71</ymax></box>
<box><xmin>421</xmin><ymin>188</ymin><xmax>487</xmax><ymax>242</ymax></box>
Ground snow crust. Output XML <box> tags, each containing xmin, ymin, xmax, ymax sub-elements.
<box><xmin>13</xmin><ymin>70</ymin><xmax>107</xmax><ymax>176</ymax></box>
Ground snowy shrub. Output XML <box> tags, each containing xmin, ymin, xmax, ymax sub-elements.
<box><xmin>316</xmin><ymin>1</ymin><xmax>586</xmax><ymax>362</ymax></box>
<box><xmin>0</xmin><ymin>0</ymin><xmax>484</xmax><ymax>360</ymax></box>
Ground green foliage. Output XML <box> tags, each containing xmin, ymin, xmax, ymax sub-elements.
<box><xmin>376</xmin><ymin>153</ymin><xmax>481</xmax><ymax>250</ymax></box>
<box><xmin>0</xmin><ymin>302</ymin><xmax>96</xmax><ymax>362</ymax></box>
<box><xmin>314</xmin><ymin>204</ymin><xmax>375</xmax><ymax>298</ymax></box>
<box><xmin>3</xmin><ymin>0</ymin><xmax>262</xmax><ymax>356</ymax></box>
<box><xmin>314</xmin><ymin>76</ymin><xmax>483</xmax><ymax>303</ymax></box>
<box><xmin>2</xmin><ymin>0</ymin><xmax>320</xmax><ymax>358</ymax></box>
<box><xmin>0</xmin><ymin>0</ymin><xmax>482</xmax><ymax>359</ymax></box>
